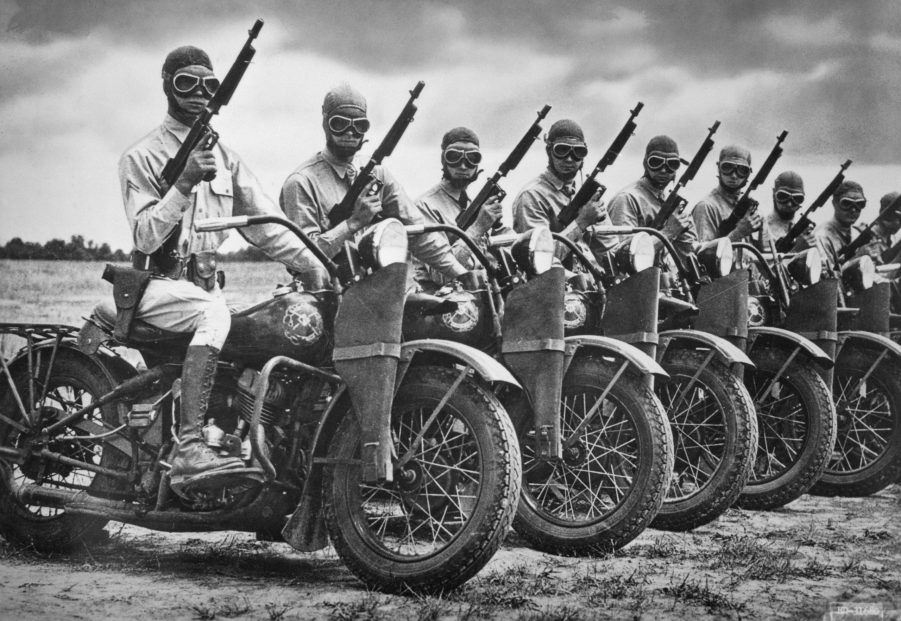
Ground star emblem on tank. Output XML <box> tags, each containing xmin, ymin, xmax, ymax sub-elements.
<box><xmin>563</xmin><ymin>292</ymin><xmax>588</xmax><ymax>329</ymax></box>
<box><xmin>440</xmin><ymin>298</ymin><xmax>480</xmax><ymax>333</ymax></box>
<box><xmin>283</xmin><ymin>302</ymin><xmax>324</xmax><ymax>345</ymax></box>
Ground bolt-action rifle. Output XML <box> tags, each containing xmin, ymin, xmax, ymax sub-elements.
<box><xmin>774</xmin><ymin>159</ymin><xmax>852</xmax><ymax>253</ymax></box>
<box><xmin>716</xmin><ymin>130</ymin><xmax>788</xmax><ymax>237</ymax></box>
<box><xmin>650</xmin><ymin>121</ymin><xmax>721</xmax><ymax>230</ymax></box>
<box><xmin>556</xmin><ymin>102</ymin><xmax>644</xmax><ymax>227</ymax></box>
<box><xmin>455</xmin><ymin>104</ymin><xmax>551</xmax><ymax>231</ymax></box>
<box><xmin>142</xmin><ymin>19</ymin><xmax>263</xmax><ymax>274</ymax></box>
<box><xmin>327</xmin><ymin>81</ymin><xmax>426</xmax><ymax>228</ymax></box>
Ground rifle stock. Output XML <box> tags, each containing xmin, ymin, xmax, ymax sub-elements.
<box><xmin>557</xmin><ymin>101</ymin><xmax>644</xmax><ymax>227</ymax></box>
<box><xmin>775</xmin><ymin>159</ymin><xmax>852</xmax><ymax>253</ymax></box>
<box><xmin>716</xmin><ymin>129</ymin><xmax>788</xmax><ymax>237</ymax></box>
<box><xmin>651</xmin><ymin>120</ymin><xmax>721</xmax><ymax>230</ymax></box>
<box><xmin>455</xmin><ymin>104</ymin><xmax>551</xmax><ymax>231</ymax></box>
<box><xmin>327</xmin><ymin>81</ymin><xmax>425</xmax><ymax>228</ymax></box>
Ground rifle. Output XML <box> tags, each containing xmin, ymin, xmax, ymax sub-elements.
<box><xmin>650</xmin><ymin>120</ymin><xmax>721</xmax><ymax>230</ymax></box>
<box><xmin>556</xmin><ymin>102</ymin><xmax>643</xmax><ymax>227</ymax></box>
<box><xmin>774</xmin><ymin>159</ymin><xmax>852</xmax><ymax>253</ymax></box>
<box><xmin>160</xmin><ymin>19</ymin><xmax>264</xmax><ymax>187</ymax></box>
<box><xmin>838</xmin><ymin>193</ymin><xmax>901</xmax><ymax>263</ymax></box>
<box><xmin>716</xmin><ymin>130</ymin><xmax>788</xmax><ymax>237</ymax></box>
<box><xmin>455</xmin><ymin>104</ymin><xmax>551</xmax><ymax>231</ymax></box>
<box><xmin>142</xmin><ymin>18</ymin><xmax>263</xmax><ymax>274</ymax></box>
<box><xmin>326</xmin><ymin>81</ymin><xmax>425</xmax><ymax>228</ymax></box>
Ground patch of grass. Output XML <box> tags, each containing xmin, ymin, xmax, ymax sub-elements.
<box><xmin>324</xmin><ymin>591</ymin><xmax>388</xmax><ymax>621</ymax></box>
<box><xmin>189</xmin><ymin>596</ymin><xmax>251</xmax><ymax>620</ymax></box>
<box><xmin>631</xmin><ymin>535</ymin><xmax>679</xmax><ymax>559</ymax></box>
<box><xmin>265</xmin><ymin>603</ymin><xmax>291</xmax><ymax>620</ymax></box>
<box><xmin>517</xmin><ymin>605</ymin><xmax>589</xmax><ymax>621</ymax></box>
<box><xmin>664</xmin><ymin>574</ymin><xmax>745</xmax><ymax>614</ymax></box>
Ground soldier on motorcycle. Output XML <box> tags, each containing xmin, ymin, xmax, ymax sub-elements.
<box><xmin>116</xmin><ymin>45</ymin><xmax>321</xmax><ymax>495</ymax></box>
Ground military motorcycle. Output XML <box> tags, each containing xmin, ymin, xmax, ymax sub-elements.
<box><xmin>403</xmin><ymin>223</ymin><xmax>673</xmax><ymax>555</ymax></box>
<box><xmin>583</xmin><ymin>226</ymin><xmax>758</xmax><ymax>531</ymax></box>
<box><xmin>720</xmin><ymin>242</ymin><xmax>837</xmax><ymax>509</ymax></box>
<box><xmin>808</xmin><ymin>257</ymin><xmax>901</xmax><ymax>496</ymax></box>
<box><xmin>0</xmin><ymin>215</ymin><xmax>523</xmax><ymax>594</ymax></box>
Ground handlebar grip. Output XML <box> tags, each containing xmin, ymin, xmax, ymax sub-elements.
<box><xmin>195</xmin><ymin>216</ymin><xmax>250</xmax><ymax>232</ymax></box>
<box><xmin>487</xmin><ymin>232</ymin><xmax>519</xmax><ymax>248</ymax></box>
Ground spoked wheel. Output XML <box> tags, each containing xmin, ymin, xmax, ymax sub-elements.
<box><xmin>653</xmin><ymin>347</ymin><xmax>757</xmax><ymax>531</ymax></box>
<box><xmin>512</xmin><ymin>356</ymin><xmax>673</xmax><ymax>554</ymax></box>
<box><xmin>737</xmin><ymin>347</ymin><xmax>836</xmax><ymax>510</ymax></box>
<box><xmin>811</xmin><ymin>346</ymin><xmax>901</xmax><ymax>497</ymax></box>
<box><xmin>324</xmin><ymin>365</ymin><xmax>520</xmax><ymax>593</ymax></box>
<box><xmin>0</xmin><ymin>351</ymin><xmax>115</xmax><ymax>550</ymax></box>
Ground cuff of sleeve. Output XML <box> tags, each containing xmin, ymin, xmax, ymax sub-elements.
<box><xmin>322</xmin><ymin>221</ymin><xmax>354</xmax><ymax>249</ymax></box>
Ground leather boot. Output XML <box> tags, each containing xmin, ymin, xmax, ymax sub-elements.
<box><xmin>169</xmin><ymin>345</ymin><xmax>254</xmax><ymax>495</ymax></box>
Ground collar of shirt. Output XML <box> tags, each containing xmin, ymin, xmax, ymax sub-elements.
<box><xmin>320</xmin><ymin>148</ymin><xmax>356</xmax><ymax>180</ymax></box>
<box><xmin>712</xmin><ymin>184</ymin><xmax>739</xmax><ymax>206</ymax></box>
<box><xmin>438</xmin><ymin>177</ymin><xmax>466</xmax><ymax>202</ymax></box>
<box><xmin>540</xmin><ymin>168</ymin><xmax>576</xmax><ymax>195</ymax></box>
<box><xmin>637</xmin><ymin>175</ymin><xmax>666</xmax><ymax>201</ymax></box>
<box><xmin>162</xmin><ymin>114</ymin><xmax>191</xmax><ymax>144</ymax></box>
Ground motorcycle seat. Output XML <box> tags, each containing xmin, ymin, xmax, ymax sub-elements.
<box><xmin>91</xmin><ymin>299</ymin><xmax>194</xmax><ymax>347</ymax></box>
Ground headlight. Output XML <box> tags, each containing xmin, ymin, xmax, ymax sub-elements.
<box><xmin>842</xmin><ymin>255</ymin><xmax>875</xmax><ymax>292</ymax></box>
<box><xmin>511</xmin><ymin>226</ymin><xmax>554</xmax><ymax>276</ymax></box>
<box><xmin>697</xmin><ymin>238</ymin><xmax>733</xmax><ymax>278</ymax></box>
<box><xmin>358</xmin><ymin>218</ymin><xmax>408</xmax><ymax>269</ymax></box>
<box><xmin>747</xmin><ymin>297</ymin><xmax>767</xmax><ymax>327</ymax></box>
<box><xmin>786</xmin><ymin>247</ymin><xmax>822</xmax><ymax>286</ymax></box>
<box><xmin>611</xmin><ymin>232</ymin><xmax>655</xmax><ymax>275</ymax></box>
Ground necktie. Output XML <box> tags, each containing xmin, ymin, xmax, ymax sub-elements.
<box><xmin>562</xmin><ymin>183</ymin><xmax>575</xmax><ymax>198</ymax></box>
<box><xmin>346</xmin><ymin>166</ymin><xmax>356</xmax><ymax>185</ymax></box>
<box><xmin>458</xmin><ymin>191</ymin><xmax>470</xmax><ymax>211</ymax></box>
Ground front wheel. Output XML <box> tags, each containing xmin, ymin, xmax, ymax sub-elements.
<box><xmin>324</xmin><ymin>365</ymin><xmax>520</xmax><ymax>593</ymax></box>
<box><xmin>512</xmin><ymin>356</ymin><xmax>673</xmax><ymax>554</ymax></box>
<box><xmin>737</xmin><ymin>347</ymin><xmax>836</xmax><ymax>510</ymax></box>
<box><xmin>653</xmin><ymin>347</ymin><xmax>757</xmax><ymax>531</ymax></box>
<box><xmin>811</xmin><ymin>346</ymin><xmax>901</xmax><ymax>497</ymax></box>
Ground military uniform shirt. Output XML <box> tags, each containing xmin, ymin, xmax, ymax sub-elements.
<box><xmin>280</xmin><ymin>150</ymin><xmax>465</xmax><ymax>281</ymax></box>
<box><xmin>512</xmin><ymin>168</ymin><xmax>589</xmax><ymax>259</ymax></box>
<box><xmin>765</xmin><ymin>210</ymin><xmax>795</xmax><ymax>245</ymax></box>
<box><xmin>607</xmin><ymin>176</ymin><xmax>697</xmax><ymax>258</ymax></box>
<box><xmin>693</xmin><ymin>185</ymin><xmax>771</xmax><ymax>246</ymax></box>
<box><xmin>120</xmin><ymin>115</ymin><xmax>314</xmax><ymax>271</ymax></box>
<box><xmin>795</xmin><ymin>218</ymin><xmax>850</xmax><ymax>272</ymax></box>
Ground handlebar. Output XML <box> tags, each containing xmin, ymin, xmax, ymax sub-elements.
<box><xmin>404</xmin><ymin>223</ymin><xmax>501</xmax><ymax>280</ymax></box>
<box><xmin>591</xmin><ymin>225</ymin><xmax>690</xmax><ymax>278</ymax></box>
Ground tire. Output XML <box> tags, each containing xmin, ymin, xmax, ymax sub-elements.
<box><xmin>737</xmin><ymin>346</ymin><xmax>836</xmax><ymax>510</ymax></box>
<box><xmin>324</xmin><ymin>365</ymin><xmax>520</xmax><ymax>593</ymax></box>
<box><xmin>652</xmin><ymin>347</ymin><xmax>757</xmax><ymax>531</ymax></box>
<box><xmin>0</xmin><ymin>351</ymin><xmax>112</xmax><ymax>551</ymax></box>
<box><xmin>811</xmin><ymin>346</ymin><xmax>901</xmax><ymax>497</ymax></box>
<box><xmin>512</xmin><ymin>356</ymin><xmax>673</xmax><ymax>554</ymax></box>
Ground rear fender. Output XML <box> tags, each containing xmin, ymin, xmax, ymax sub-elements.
<box><xmin>747</xmin><ymin>326</ymin><xmax>833</xmax><ymax>369</ymax></box>
<box><xmin>658</xmin><ymin>329</ymin><xmax>754</xmax><ymax>368</ymax></box>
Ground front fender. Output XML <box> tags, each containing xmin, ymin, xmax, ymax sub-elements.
<box><xmin>837</xmin><ymin>330</ymin><xmax>901</xmax><ymax>359</ymax></box>
<box><xmin>747</xmin><ymin>326</ymin><xmax>833</xmax><ymax>369</ymax></box>
<box><xmin>658</xmin><ymin>329</ymin><xmax>754</xmax><ymax>367</ymax></box>
<box><xmin>401</xmin><ymin>339</ymin><xmax>520</xmax><ymax>387</ymax></box>
<box><xmin>565</xmin><ymin>334</ymin><xmax>667</xmax><ymax>378</ymax></box>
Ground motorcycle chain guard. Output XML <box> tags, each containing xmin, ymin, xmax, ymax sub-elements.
<box><xmin>500</xmin><ymin>267</ymin><xmax>566</xmax><ymax>460</ymax></box>
<box><xmin>332</xmin><ymin>262</ymin><xmax>408</xmax><ymax>483</ymax></box>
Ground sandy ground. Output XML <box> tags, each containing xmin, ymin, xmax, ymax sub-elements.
<box><xmin>0</xmin><ymin>486</ymin><xmax>898</xmax><ymax>621</ymax></box>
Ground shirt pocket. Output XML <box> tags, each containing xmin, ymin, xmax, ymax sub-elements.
<box><xmin>208</xmin><ymin>174</ymin><xmax>234</xmax><ymax>215</ymax></box>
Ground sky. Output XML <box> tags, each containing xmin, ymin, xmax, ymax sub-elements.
<box><xmin>1</xmin><ymin>0</ymin><xmax>900</xmax><ymax>251</ymax></box>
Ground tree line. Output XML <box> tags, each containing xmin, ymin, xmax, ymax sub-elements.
<box><xmin>0</xmin><ymin>236</ymin><xmax>268</xmax><ymax>262</ymax></box>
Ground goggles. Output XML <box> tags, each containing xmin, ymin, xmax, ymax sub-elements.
<box><xmin>719</xmin><ymin>162</ymin><xmax>751</xmax><ymax>178</ymax></box>
<box><xmin>838</xmin><ymin>197</ymin><xmax>866</xmax><ymax>212</ymax></box>
<box><xmin>775</xmin><ymin>189</ymin><xmax>805</xmax><ymax>205</ymax></box>
<box><xmin>444</xmin><ymin>148</ymin><xmax>482</xmax><ymax>167</ymax></box>
<box><xmin>645</xmin><ymin>154</ymin><xmax>681</xmax><ymax>172</ymax></box>
<box><xmin>327</xmin><ymin>115</ymin><xmax>371</xmax><ymax>135</ymax></box>
<box><xmin>551</xmin><ymin>143</ymin><xmax>588</xmax><ymax>160</ymax></box>
<box><xmin>172</xmin><ymin>73</ymin><xmax>220</xmax><ymax>97</ymax></box>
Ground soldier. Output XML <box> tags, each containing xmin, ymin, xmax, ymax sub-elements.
<box><xmin>851</xmin><ymin>191</ymin><xmax>901</xmax><ymax>264</ymax></box>
<box><xmin>511</xmin><ymin>119</ymin><xmax>606</xmax><ymax>258</ymax></box>
<box><xmin>414</xmin><ymin>126</ymin><xmax>505</xmax><ymax>286</ymax></box>
<box><xmin>794</xmin><ymin>180</ymin><xmax>866</xmax><ymax>272</ymax></box>
<box><xmin>280</xmin><ymin>83</ymin><xmax>467</xmax><ymax>289</ymax></box>
<box><xmin>118</xmin><ymin>46</ymin><xmax>318</xmax><ymax>494</ymax></box>
<box><xmin>607</xmin><ymin>135</ymin><xmax>696</xmax><ymax>259</ymax></box>
<box><xmin>763</xmin><ymin>170</ymin><xmax>817</xmax><ymax>249</ymax></box>
<box><xmin>692</xmin><ymin>145</ymin><xmax>764</xmax><ymax>244</ymax></box>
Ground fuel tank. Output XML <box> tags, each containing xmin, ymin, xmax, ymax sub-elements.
<box><xmin>220</xmin><ymin>290</ymin><xmax>338</xmax><ymax>366</ymax></box>
<box><xmin>402</xmin><ymin>287</ymin><xmax>493</xmax><ymax>350</ymax></box>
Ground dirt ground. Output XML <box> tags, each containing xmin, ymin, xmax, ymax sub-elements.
<box><xmin>0</xmin><ymin>485</ymin><xmax>898</xmax><ymax>621</ymax></box>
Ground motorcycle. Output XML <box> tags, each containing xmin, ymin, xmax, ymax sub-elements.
<box><xmin>0</xmin><ymin>215</ymin><xmax>523</xmax><ymax>594</ymax></box>
<box><xmin>585</xmin><ymin>226</ymin><xmax>758</xmax><ymax>531</ymax></box>
<box><xmin>403</xmin><ymin>223</ymin><xmax>673</xmax><ymax>555</ymax></box>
